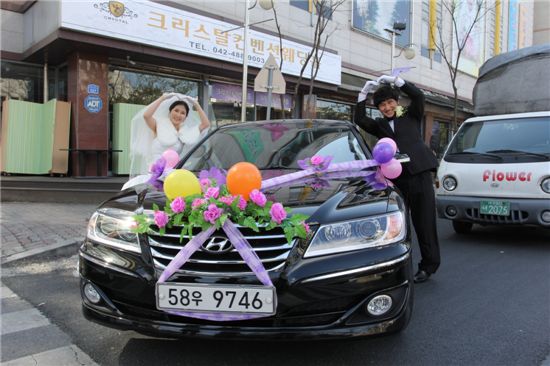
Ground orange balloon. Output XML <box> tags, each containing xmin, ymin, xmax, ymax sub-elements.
<box><xmin>226</xmin><ymin>162</ymin><xmax>262</xmax><ymax>201</ymax></box>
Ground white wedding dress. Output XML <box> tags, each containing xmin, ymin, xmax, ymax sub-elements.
<box><xmin>128</xmin><ymin>94</ymin><xmax>206</xmax><ymax>178</ymax></box>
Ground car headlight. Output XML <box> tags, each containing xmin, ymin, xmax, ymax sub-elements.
<box><xmin>442</xmin><ymin>176</ymin><xmax>457</xmax><ymax>191</ymax></box>
<box><xmin>304</xmin><ymin>211</ymin><xmax>406</xmax><ymax>258</ymax></box>
<box><xmin>87</xmin><ymin>208</ymin><xmax>141</xmax><ymax>253</ymax></box>
<box><xmin>541</xmin><ymin>177</ymin><xmax>550</xmax><ymax>194</ymax></box>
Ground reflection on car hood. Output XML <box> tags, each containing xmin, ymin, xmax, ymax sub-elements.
<box><xmin>107</xmin><ymin>169</ymin><xmax>395</xmax><ymax>225</ymax></box>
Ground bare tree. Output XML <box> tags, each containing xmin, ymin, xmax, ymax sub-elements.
<box><xmin>299</xmin><ymin>0</ymin><xmax>344</xmax><ymax>118</ymax></box>
<box><xmin>268</xmin><ymin>0</ymin><xmax>288</xmax><ymax>118</ymax></box>
<box><xmin>430</xmin><ymin>0</ymin><xmax>494</xmax><ymax>132</ymax></box>
<box><xmin>269</xmin><ymin>0</ymin><xmax>344</xmax><ymax>118</ymax></box>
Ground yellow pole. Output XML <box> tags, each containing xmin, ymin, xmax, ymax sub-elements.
<box><xmin>494</xmin><ymin>0</ymin><xmax>501</xmax><ymax>55</ymax></box>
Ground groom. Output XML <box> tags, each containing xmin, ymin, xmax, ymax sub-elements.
<box><xmin>354</xmin><ymin>75</ymin><xmax>440</xmax><ymax>283</ymax></box>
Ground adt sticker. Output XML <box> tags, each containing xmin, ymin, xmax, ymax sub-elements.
<box><xmin>84</xmin><ymin>95</ymin><xmax>103</xmax><ymax>113</ymax></box>
<box><xmin>87</xmin><ymin>84</ymin><xmax>100</xmax><ymax>94</ymax></box>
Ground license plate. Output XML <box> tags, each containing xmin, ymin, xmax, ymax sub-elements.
<box><xmin>480</xmin><ymin>200</ymin><xmax>510</xmax><ymax>216</ymax></box>
<box><xmin>156</xmin><ymin>283</ymin><xmax>276</xmax><ymax>315</ymax></box>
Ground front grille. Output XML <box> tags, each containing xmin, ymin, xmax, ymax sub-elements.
<box><xmin>148</xmin><ymin>225</ymin><xmax>294</xmax><ymax>276</ymax></box>
<box><xmin>466</xmin><ymin>208</ymin><xmax>529</xmax><ymax>224</ymax></box>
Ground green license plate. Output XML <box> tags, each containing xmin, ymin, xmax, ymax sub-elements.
<box><xmin>480</xmin><ymin>200</ymin><xmax>511</xmax><ymax>216</ymax></box>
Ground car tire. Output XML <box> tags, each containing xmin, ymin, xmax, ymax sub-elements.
<box><xmin>452</xmin><ymin>220</ymin><xmax>473</xmax><ymax>234</ymax></box>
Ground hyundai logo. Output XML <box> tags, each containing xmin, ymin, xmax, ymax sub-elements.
<box><xmin>201</xmin><ymin>236</ymin><xmax>233</xmax><ymax>254</ymax></box>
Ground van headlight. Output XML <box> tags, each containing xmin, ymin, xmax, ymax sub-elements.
<box><xmin>541</xmin><ymin>177</ymin><xmax>550</xmax><ymax>194</ymax></box>
<box><xmin>442</xmin><ymin>176</ymin><xmax>457</xmax><ymax>191</ymax></box>
<box><xmin>87</xmin><ymin>208</ymin><xmax>141</xmax><ymax>253</ymax></box>
<box><xmin>304</xmin><ymin>211</ymin><xmax>406</xmax><ymax>258</ymax></box>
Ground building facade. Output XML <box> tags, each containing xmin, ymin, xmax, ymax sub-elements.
<box><xmin>0</xmin><ymin>0</ymin><xmax>536</xmax><ymax>176</ymax></box>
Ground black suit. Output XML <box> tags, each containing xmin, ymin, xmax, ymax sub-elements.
<box><xmin>355</xmin><ymin>81</ymin><xmax>440</xmax><ymax>274</ymax></box>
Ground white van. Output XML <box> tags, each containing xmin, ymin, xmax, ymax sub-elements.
<box><xmin>435</xmin><ymin>111</ymin><xmax>550</xmax><ymax>233</ymax></box>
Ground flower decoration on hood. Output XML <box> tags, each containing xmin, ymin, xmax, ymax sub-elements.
<box><xmin>297</xmin><ymin>155</ymin><xmax>333</xmax><ymax>172</ymax></box>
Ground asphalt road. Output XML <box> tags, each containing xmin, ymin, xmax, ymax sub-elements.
<box><xmin>2</xmin><ymin>219</ymin><xmax>549</xmax><ymax>366</ymax></box>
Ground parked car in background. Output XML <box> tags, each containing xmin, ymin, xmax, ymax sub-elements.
<box><xmin>80</xmin><ymin>119</ymin><xmax>413</xmax><ymax>339</ymax></box>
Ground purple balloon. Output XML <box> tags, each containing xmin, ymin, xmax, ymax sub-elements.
<box><xmin>380</xmin><ymin>159</ymin><xmax>402</xmax><ymax>179</ymax></box>
<box><xmin>378</xmin><ymin>138</ymin><xmax>398</xmax><ymax>153</ymax></box>
<box><xmin>373</xmin><ymin>142</ymin><xmax>395</xmax><ymax>164</ymax></box>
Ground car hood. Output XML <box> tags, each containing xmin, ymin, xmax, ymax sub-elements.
<box><xmin>104</xmin><ymin>169</ymin><xmax>400</xmax><ymax>225</ymax></box>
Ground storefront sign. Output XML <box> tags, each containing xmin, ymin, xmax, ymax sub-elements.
<box><xmin>84</xmin><ymin>95</ymin><xmax>103</xmax><ymax>113</ymax></box>
<box><xmin>87</xmin><ymin>84</ymin><xmax>100</xmax><ymax>94</ymax></box>
<box><xmin>60</xmin><ymin>0</ymin><xmax>341</xmax><ymax>85</ymax></box>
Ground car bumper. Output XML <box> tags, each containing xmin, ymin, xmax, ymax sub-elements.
<box><xmin>436</xmin><ymin>195</ymin><xmax>550</xmax><ymax>226</ymax></box>
<box><xmin>79</xmin><ymin>242</ymin><xmax>413</xmax><ymax>340</ymax></box>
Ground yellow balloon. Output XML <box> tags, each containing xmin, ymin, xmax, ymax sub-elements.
<box><xmin>163</xmin><ymin>169</ymin><xmax>201</xmax><ymax>200</ymax></box>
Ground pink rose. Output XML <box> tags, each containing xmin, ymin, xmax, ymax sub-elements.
<box><xmin>192</xmin><ymin>198</ymin><xmax>206</xmax><ymax>209</ymax></box>
<box><xmin>154</xmin><ymin>211</ymin><xmax>169</xmax><ymax>228</ymax></box>
<box><xmin>205</xmin><ymin>187</ymin><xmax>220</xmax><ymax>200</ymax></box>
<box><xmin>249</xmin><ymin>189</ymin><xmax>267</xmax><ymax>207</ymax></box>
<box><xmin>269</xmin><ymin>203</ymin><xmax>287</xmax><ymax>224</ymax></box>
<box><xmin>203</xmin><ymin>204</ymin><xmax>223</xmax><ymax>224</ymax></box>
<box><xmin>170</xmin><ymin>197</ymin><xmax>185</xmax><ymax>213</ymax></box>
<box><xmin>303</xmin><ymin>222</ymin><xmax>311</xmax><ymax>234</ymax></box>
<box><xmin>219</xmin><ymin>195</ymin><xmax>234</xmax><ymax>205</ymax></box>
<box><xmin>200</xmin><ymin>178</ymin><xmax>211</xmax><ymax>189</ymax></box>
<box><xmin>237</xmin><ymin>196</ymin><xmax>247</xmax><ymax>211</ymax></box>
<box><xmin>310</xmin><ymin>155</ymin><xmax>323</xmax><ymax>166</ymax></box>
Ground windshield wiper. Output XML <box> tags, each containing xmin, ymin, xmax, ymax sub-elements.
<box><xmin>447</xmin><ymin>151</ymin><xmax>502</xmax><ymax>160</ymax></box>
<box><xmin>486</xmin><ymin>149</ymin><xmax>550</xmax><ymax>159</ymax></box>
<box><xmin>268</xmin><ymin>165</ymin><xmax>298</xmax><ymax>170</ymax></box>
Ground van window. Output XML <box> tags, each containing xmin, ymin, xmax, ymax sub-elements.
<box><xmin>445</xmin><ymin>117</ymin><xmax>550</xmax><ymax>163</ymax></box>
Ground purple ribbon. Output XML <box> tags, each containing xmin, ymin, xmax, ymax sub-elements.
<box><xmin>262</xmin><ymin>159</ymin><xmax>380</xmax><ymax>190</ymax></box>
<box><xmin>157</xmin><ymin>220</ymin><xmax>273</xmax><ymax>321</ymax></box>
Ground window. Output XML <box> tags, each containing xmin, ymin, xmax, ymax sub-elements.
<box><xmin>182</xmin><ymin>123</ymin><xmax>368</xmax><ymax>172</ymax></box>
<box><xmin>109</xmin><ymin>69</ymin><xmax>199</xmax><ymax>105</ymax></box>
<box><xmin>430</xmin><ymin>120</ymin><xmax>450</xmax><ymax>159</ymax></box>
<box><xmin>447</xmin><ymin>117</ymin><xmax>550</xmax><ymax>157</ymax></box>
<box><xmin>1</xmin><ymin>61</ymin><xmax>68</xmax><ymax>105</ymax></box>
<box><xmin>316</xmin><ymin>99</ymin><xmax>352</xmax><ymax>121</ymax></box>
<box><xmin>1</xmin><ymin>61</ymin><xmax>45</xmax><ymax>102</ymax></box>
<box><xmin>352</xmin><ymin>0</ymin><xmax>411</xmax><ymax>48</ymax></box>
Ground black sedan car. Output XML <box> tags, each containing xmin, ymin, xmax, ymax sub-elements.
<box><xmin>79</xmin><ymin>119</ymin><xmax>413</xmax><ymax>339</ymax></box>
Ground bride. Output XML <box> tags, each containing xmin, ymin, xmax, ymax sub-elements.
<box><xmin>129</xmin><ymin>93</ymin><xmax>211</xmax><ymax>178</ymax></box>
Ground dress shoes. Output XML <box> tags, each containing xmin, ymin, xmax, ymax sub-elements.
<box><xmin>413</xmin><ymin>270</ymin><xmax>431</xmax><ymax>283</ymax></box>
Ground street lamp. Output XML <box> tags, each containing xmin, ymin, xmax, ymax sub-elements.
<box><xmin>384</xmin><ymin>22</ymin><xmax>406</xmax><ymax>73</ymax></box>
<box><xmin>240</xmin><ymin>0</ymin><xmax>274</xmax><ymax>122</ymax></box>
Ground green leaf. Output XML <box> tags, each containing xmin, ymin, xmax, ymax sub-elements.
<box><xmin>243</xmin><ymin>216</ymin><xmax>259</xmax><ymax>232</ymax></box>
<box><xmin>294</xmin><ymin>224</ymin><xmax>307</xmax><ymax>239</ymax></box>
<box><xmin>219</xmin><ymin>213</ymin><xmax>228</xmax><ymax>226</ymax></box>
<box><xmin>290</xmin><ymin>214</ymin><xmax>309</xmax><ymax>223</ymax></box>
<box><xmin>152</xmin><ymin>203</ymin><xmax>160</xmax><ymax>211</ymax></box>
<box><xmin>283</xmin><ymin>226</ymin><xmax>294</xmax><ymax>244</ymax></box>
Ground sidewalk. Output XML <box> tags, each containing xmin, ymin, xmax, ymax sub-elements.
<box><xmin>1</xmin><ymin>202</ymin><xmax>97</xmax><ymax>264</ymax></box>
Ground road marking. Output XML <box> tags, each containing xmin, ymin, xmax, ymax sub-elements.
<box><xmin>1</xmin><ymin>282</ymin><xmax>98</xmax><ymax>365</ymax></box>
<box><xmin>1</xmin><ymin>308</ymin><xmax>50</xmax><ymax>335</ymax></box>
<box><xmin>1</xmin><ymin>285</ymin><xmax>16</xmax><ymax>299</ymax></box>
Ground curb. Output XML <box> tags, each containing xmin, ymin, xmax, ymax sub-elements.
<box><xmin>1</xmin><ymin>240</ymin><xmax>81</xmax><ymax>265</ymax></box>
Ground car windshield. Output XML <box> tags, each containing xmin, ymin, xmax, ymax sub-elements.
<box><xmin>445</xmin><ymin>117</ymin><xmax>550</xmax><ymax>162</ymax></box>
<box><xmin>182</xmin><ymin>121</ymin><xmax>368</xmax><ymax>172</ymax></box>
